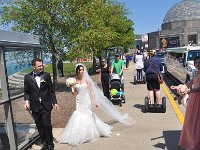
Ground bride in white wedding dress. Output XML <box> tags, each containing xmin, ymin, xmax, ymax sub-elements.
<box><xmin>60</xmin><ymin>63</ymin><xmax>134</xmax><ymax>146</ymax></box>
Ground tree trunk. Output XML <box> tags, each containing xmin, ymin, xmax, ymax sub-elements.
<box><xmin>51</xmin><ymin>53</ymin><xmax>57</xmax><ymax>87</ymax></box>
<box><xmin>49</xmin><ymin>34</ymin><xmax>58</xmax><ymax>87</ymax></box>
<box><xmin>92</xmin><ymin>56</ymin><xmax>96</xmax><ymax>73</ymax></box>
<box><xmin>99</xmin><ymin>56</ymin><xmax>102</xmax><ymax>68</ymax></box>
<box><xmin>91</xmin><ymin>49</ymin><xmax>96</xmax><ymax>73</ymax></box>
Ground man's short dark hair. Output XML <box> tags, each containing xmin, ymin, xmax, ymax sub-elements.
<box><xmin>115</xmin><ymin>53</ymin><xmax>120</xmax><ymax>57</ymax></box>
<box><xmin>32</xmin><ymin>58</ymin><xmax>42</xmax><ymax>66</ymax></box>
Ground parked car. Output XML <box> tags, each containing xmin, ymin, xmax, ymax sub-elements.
<box><xmin>164</xmin><ymin>46</ymin><xmax>200</xmax><ymax>83</ymax></box>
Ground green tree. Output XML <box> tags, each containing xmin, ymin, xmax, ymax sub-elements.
<box><xmin>1</xmin><ymin>0</ymin><xmax>69</xmax><ymax>86</ymax></box>
<box><xmin>64</xmin><ymin>0</ymin><xmax>135</xmax><ymax>69</ymax></box>
<box><xmin>1</xmin><ymin>0</ymin><xmax>135</xmax><ymax>81</ymax></box>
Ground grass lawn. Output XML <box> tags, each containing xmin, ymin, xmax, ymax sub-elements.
<box><xmin>21</xmin><ymin>62</ymin><xmax>93</xmax><ymax>77</ymax></box>
<box><xmin>45</xmin><ymin>62</ymin><xmax>93</xmax><ymax>76</ymax></box>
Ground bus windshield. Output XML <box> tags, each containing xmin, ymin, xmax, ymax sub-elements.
<box><xmin>187</xmin><ymin>50</ymin><xmax>200</xmax><ymax>61</ymax></box>
<box><xmin>156</xmin><ymin>52</ymin><xmax>166</xmax><ymax>58</ymax></box>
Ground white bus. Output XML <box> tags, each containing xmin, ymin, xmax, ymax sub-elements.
<box><xmin>164</xmin><ymin>46</ymin><xmax>200</xmax><ymax>83</ymax></box>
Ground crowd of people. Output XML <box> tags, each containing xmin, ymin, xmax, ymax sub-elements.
<box><xmin>23</xmin><ymin>50</ymin><xmax>200</xmax><ymax>149</ymax></box>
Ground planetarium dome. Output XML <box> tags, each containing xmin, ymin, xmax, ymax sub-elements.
<box><xmin>163</xmin><ymin>0</ymin><xmax>200</xmax><ymax>24</ymax></box>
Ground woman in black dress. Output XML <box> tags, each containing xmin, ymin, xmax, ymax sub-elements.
<box><xmin>99</xmin><ymin>58</ymin><xmax>110</xmax><ymax>99</ymax></box>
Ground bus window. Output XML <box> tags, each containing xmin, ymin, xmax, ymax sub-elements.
<box><xmin>187</xmin><ymin>50</ymin><xmax>200</xmax><ymax>61</ymax></box>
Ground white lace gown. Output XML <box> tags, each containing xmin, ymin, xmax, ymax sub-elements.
<box><xmin>60</xmin><ymin>83</ymin><xmax>112</xmax><ymax>146</ymax></box>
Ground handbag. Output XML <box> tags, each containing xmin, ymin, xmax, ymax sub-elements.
<box><xmin>149</xmin><ymin>61</ymin><xmax>163</xmax><ymax>84</ymax></box>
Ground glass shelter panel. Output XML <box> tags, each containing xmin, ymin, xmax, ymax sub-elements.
<box><xmin>0</xmin><ymin>104</ymin><xmax>11</xmax><ymax>150</ymax></box>
<box><xmin>0</xmin><ymin>79</ymin><xmax>2</xmax><ymax>101</ymax></box>
<box><xmin>11</xmin><ymin>99</ymin><xmax>38</xmax><ymax>148</ymax></box>
<box><xmin>0</xmin><ymin>58</ymin><xmax>3</xmax><ymax>102</ymax></box>
<box><xmin>4</xmin><ymin>48</ymin><xmax>40</xmax><ymax>99</ymax></box>
<box><xmin>0</xmin><ymin>49</ymin><xmax>4</xmax><ymax>102</ymax></box>
<box><xmin>3</xmin><ymin>47</ymin><xmax>41</xmax><ymax>148</ymax></box>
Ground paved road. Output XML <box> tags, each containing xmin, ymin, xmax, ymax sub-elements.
<box><xmin>163</xmin><ymin>73</ymin><xmax>187</xmax><ymax>118</ymax></box>
<box><xmin>50</xmin><ymin>62</ymin><xmax>183</xmax><ymax>150</ymax></box>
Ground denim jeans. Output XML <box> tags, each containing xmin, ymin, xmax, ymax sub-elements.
<box><xmin>136</xmin><ymin>69</ymin><xmax>143</xmax><ymax>80</ymax></box>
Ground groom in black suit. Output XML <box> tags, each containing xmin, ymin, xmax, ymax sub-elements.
<box><xmin>24</xmin><ymin>58</ymin><xmax>59</xmax><ymax>150</ymax></box>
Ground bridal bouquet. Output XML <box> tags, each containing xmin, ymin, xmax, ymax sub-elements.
<box><xmin>174</xmin><ymin>84</ymin><xmax>188</xmax><ymax>95</ymax></box>
<box><xmin>66</xmin><ymin>77</ymin><xmax>76</xmax><ymax>87</ymax></box>
<box><xmin>171</xmin><ymin>84</ymin><xmax>189</xmax><ymax>104</ymax></box>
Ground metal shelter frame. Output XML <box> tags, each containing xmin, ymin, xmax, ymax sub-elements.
<box><xmin>0</xmin><ymin>30</ymin><xmax>41</xmax><ymax>150</ymax></box>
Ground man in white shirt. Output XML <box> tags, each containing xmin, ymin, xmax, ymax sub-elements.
<box><xmin>135</xmin><ymin>50</ymin><xmax>144</xmax><ymax>81</ymax></box>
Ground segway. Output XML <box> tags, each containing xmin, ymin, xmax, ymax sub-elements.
<box><xmin>144</xmin><ymin>91</ymin><xmax>166</xmax><ymax>113</ymax></box>
<box><xmin>133</xmin><ymin>75</ymin><xmax>146</xmax><ymax>85</ymax></box>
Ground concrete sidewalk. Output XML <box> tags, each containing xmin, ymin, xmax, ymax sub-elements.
<box><xmin>35</xmin><ymin>62</ymin><xmax>182</xmax><ymax>150</ymax></box>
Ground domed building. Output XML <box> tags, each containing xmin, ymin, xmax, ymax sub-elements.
<box><xmin>148</xmin><ymin>0</ymin><xmax>200</xmax><ymax>50</ymax></box>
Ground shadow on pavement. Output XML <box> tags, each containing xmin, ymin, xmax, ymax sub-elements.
<box><xmin>133</xmin><ymin>104</ymin><xmax>144</xmax><ymax>112</ymax></box>
<box><xmin>129</xmin><ymin>81</ymin><xmax>145</xmax><ymax>85</ymax></box>
<box><xmin>133</xmin><ymin>104</ymin><xmax>166</xmax><ymax>113</ymax></box>
<box><xmin>151</xmin><ymin>130</ymin><xmax>181</xmax><ymax>150</ymax></box>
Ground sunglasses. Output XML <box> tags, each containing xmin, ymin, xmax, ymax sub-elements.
<box><xmin>102</xmin><ymin>60</ymin><xmax>105</xmax><ymax>62</ymax></box>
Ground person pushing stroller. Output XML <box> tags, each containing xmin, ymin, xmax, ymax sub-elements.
<box><xmin>110</xmin><ymin>53</ymin><xmax>125</xmax><ymax>105</ymax></box>
<box><xmin>110</xmin><ymin>53</ymin><xmax>125</xmax><ymax>92</ymax></box>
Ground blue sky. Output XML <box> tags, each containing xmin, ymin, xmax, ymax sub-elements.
<box><xmin>1</xmin><ymin>0</ymin><xmax>198</xmax><ymax>34</ymax></box>
<box><xmin>118</xmin><ymin>0</ymin><xmax>184</xmax><ymax>34</ymax></box>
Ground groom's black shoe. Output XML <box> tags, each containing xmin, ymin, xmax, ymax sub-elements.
<box><xmin>47</xmin><ymin>145</ymin><xmax>54</xmax><ymax>150</ymax></box>
<box><xmin>40</xmin><ymin>145</ymin><xmax>47</xmax><ymax>150</ymax></box>
<box><xmin>41</xmin><ymin>144</ymin><xmax>54</xmax><ymax>150</ymax></box>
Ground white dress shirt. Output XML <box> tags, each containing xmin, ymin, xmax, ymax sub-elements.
<box><xmin>35</xmin><ymin>76</ymin><xmax>41</xmax><ymax>88</ymax></box>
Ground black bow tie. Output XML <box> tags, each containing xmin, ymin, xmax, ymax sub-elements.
<box><xmin>34</xmin><ymin>72</ymin><xmax>43</xmax><ymax>77</ymax></box>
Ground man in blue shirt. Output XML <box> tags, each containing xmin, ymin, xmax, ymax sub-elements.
<box><xmin>144</xmin><ymin>51</ymin><xmax>163</xmax><ymax>106</ymax></box>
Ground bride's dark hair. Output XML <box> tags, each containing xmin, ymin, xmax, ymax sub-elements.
<box><xmin>76</xmin><ymin>64</ymin><xmax>84</xmax><ymax>75</ymax></box>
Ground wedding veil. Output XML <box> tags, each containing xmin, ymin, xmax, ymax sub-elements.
<box><xmin>76</xmin><ymin>63</ymin><xmax>134</xmax><ymax>125</ymax></box>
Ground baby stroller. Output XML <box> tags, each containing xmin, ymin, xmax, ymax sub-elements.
<box><xmin>110</xmin><ymin>74</ymin><xmax>125</xmax><ymax>107</ymax></box>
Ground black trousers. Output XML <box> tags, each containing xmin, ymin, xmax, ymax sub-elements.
<box><xmin>126</xmin><ymin>61</ymin><xmax>129</xmax><ymax>68</ymax></box>
<box><xmin>101</xmin><ymin>77</ymin><xmax>110</xmax><ymax>99</ymax></box>
<box><xmin>32</xmin><ymin>104</ymin><xmax>54</xmax><ymax>147</ymax></box>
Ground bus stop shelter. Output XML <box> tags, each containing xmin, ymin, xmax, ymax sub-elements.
<box><xmin>0</xmin><ymin>30</ymin><xmax>41</xmax><ymax>150</ymax></box>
